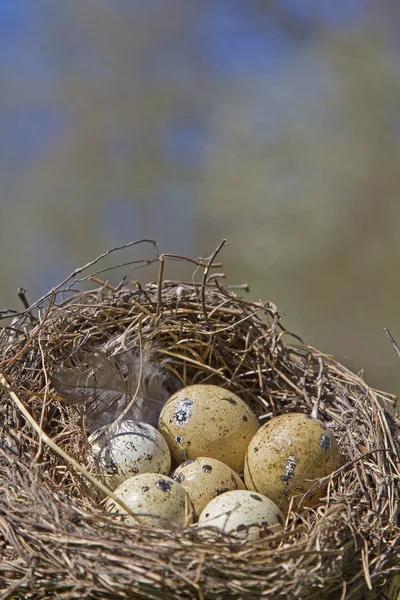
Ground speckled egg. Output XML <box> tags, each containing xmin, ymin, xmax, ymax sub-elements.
<box><xmin>158</xmin><ymin>384</ymin><xmax>259</xmax><ymax>471</ymax></box>
<box><xmin>244</xmin><ymin>413</ymin><xmax>340</xmax><ymax>513</ymax></box>
<box><xmin>105</xmin><ymin>473</ymin><xmax>195</xmax><ymax>528</ymax></box>
<box><xmin>172</xmin><ymin>457</ymin><xmax>246</xmax><ymax>517</ymax></box>
<box><xmin>89</xmin><ymin>420</ymin><xmax>171</xmax><ymax>489</ymax></box>
<box><xmin>198</xmin><ymin>489</ymin><xmax>284</xmax><ymax>540</ymax></box>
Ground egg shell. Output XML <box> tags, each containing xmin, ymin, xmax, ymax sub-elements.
<box><xmin>105</xmin><ymin>473</ymin><xmax>195</xmax><ymax>528</ymax></box>
<box><xmin>244</xmin><ymin>413</ymin><xmax>340</xmax><ymax>513</ymax></box>
<box><xmin>158</xmin><ymin>384</ymin><xmax>259</xmax><ymax>471</ymax></box>
<box><xmin>89</xmin><ymin>420</ymin><xmax>171</xmax><ymax>489</ymax></box>
<box><xmin>172</xmin><ymin>457</ymin><xmax>246</xmax><ymax>517</ymax></box>
<box><xmin>198</xmin><ymin>489</ymin><xmax>284</xmax><ymax>540</ymax></box>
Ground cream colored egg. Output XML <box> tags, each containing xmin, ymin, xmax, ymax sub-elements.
<box><xmin>172</xmin><ymin>457</ymin><xmax>246</xmax><ymax>517</ymax></box>
<box><xmin>198</xmin><ymin>490</ymin><xmax>284</xmax><ymax>540</ymax></box>
<box><xmin>244</xmin><ymin>413</ymin><xmax>340</xmax><ymax>513</ymax></box>
<box><xmin>89</xmin><ymin>420</ymin><xmax>171</xmax><ymax>489</ymax></box>
<box><xmin>105</xmin><ymin>473</ymin><xmax>195</xmax><ymax>528</ymax></box>
<box><xmin>158</xmin><ymin>384</ymin><xmax>259</xmax><ymax>471</ymax></box>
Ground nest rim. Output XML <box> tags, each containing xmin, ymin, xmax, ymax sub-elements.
<box><xmin>0</xmin><ymin>239</ymin><xmax>399</xmax><ymax>600</ymax></box>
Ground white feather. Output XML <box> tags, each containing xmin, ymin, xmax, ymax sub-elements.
<box><xmin>52</xmin><ymin>349</ymin><xmax>180</xmax><ymax>433</ymax></box>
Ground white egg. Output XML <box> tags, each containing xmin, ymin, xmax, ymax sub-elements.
<box><xmin>198</xmin><ymin>490</ymin><xmax>284</xmax><ymax>540</ymax></box>
<box><xmin>89</xmin><ymin>420</ymin><xmax>171</xmax><ymax>489</ymax></box>
<box><xmin>105</xmin><ymin>473</ymin><xmax>195</xmax><ymax>528</ymax></box>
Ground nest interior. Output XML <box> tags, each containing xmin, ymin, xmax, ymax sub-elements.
<box><xmin>0</xmin><ymin>243</ymin><xmax>399</xmax><ymax>600</ymax></box>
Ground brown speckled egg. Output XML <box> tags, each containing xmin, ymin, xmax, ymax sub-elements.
<box><xmin>172</xmin><ymin>457</ymin><xmax>246</xmax><ymax>517</ymax></box>
<box><xmin>105</xmin><ymin>473</ymin><xmax>195</xmax><ymax>528</ymax></box>
<box><xmin>198</xmin><ymin>489</ymin><xmax>284</xmax><ymax>541</ymax></box>
<box><xmin>158</xmin><ymin>384</ymin><xmax>259</xmax><ymax>471</ymax></box>
<box><xmin>244</xmin><ymin>413</ymin><xmax>340</xmax><ymax>513</ymax></box>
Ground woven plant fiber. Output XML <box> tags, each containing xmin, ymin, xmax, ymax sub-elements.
<box><xmin>0</xmin><ymin>241</ymin><xmax>399</xmax><ymax>600</ymax></box>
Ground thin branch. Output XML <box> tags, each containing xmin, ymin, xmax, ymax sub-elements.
<box><xmin>17</xmin><ymin>288</ymin><xmax>37</xmax><ymax>324</ymax></box>
<box><xmin>384</xmin><ymin>327</ymin><xmax>400</xmax><ymax>360</ymax></box>
<box><xmin>0</xmin><ymin>288</ymin><xmax>56</xmax><ymax>369</ymax></box>
<box><xmin>201</xmin><ymin>240</ymin><xmax>227</xmax><ymax>329</ymax></box>
<box><xmin>156</xmin><ymin>252</ymin><xmax>223</xmax><ymax>318</ymax></box>
<box><xmin>0</xmin><ymin>371</ymin><xmax>143</xmax><ymax>525</ymax></box>
<box><xmin>0</xmin><ymin>239</ymin><xmax>159</xmax><ymax>324</ymax></box>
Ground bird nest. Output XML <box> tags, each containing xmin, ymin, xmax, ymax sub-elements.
<box><xmin>0</xmin><ymin>240</ymin><xmax>399</xmax><ymax>600</ymax></box>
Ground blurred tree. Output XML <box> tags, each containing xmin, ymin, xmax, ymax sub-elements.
<box><xmin>0</xmin><ymin>1</ymin><xmax>400</xmax><ymax>393</ymax></box>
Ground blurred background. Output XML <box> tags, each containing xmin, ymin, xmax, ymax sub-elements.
<box><xmin>1</xmin><ymin>0</ymin><xmax>400</xmax><ymax>394</ymax></box>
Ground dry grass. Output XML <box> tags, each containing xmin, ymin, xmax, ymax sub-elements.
<box><xmin>0</xmin><ymin>240</ymin><xmax>399</xmax><ymax>599</ymax></box>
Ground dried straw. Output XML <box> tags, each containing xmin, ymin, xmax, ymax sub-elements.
<box><xmin>0</xmin><ymin>240</ymin><xmax>399</xmax><ymax>600</ymax></box>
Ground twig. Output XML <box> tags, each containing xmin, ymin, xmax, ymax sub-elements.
<box><xmin>156</xmin><ymin>255</ymin><xmax>166</xmax><ymax>318</ymax></box>
<box><xmin>0</xmin><ymin>371</ymin><xmax>142</xmax><ymax>524</ymax></box>
<box><xmin>156</xmin><ymin>252</ymin><xmax>223</xmax><ymax>317</ymax></box>
<box><xmin>17</xmin><ymin>288</ymin><xmax>37</xmax><ymax>324</ymax></box>
<box><xmin>311</xmin><ymin>357</ymin><xmax>324</xmax><ymax>419</ymax></box>
<box><xmin>0</xmin><ymin>288</ymin><xmax>56</xmax><ymax>369</ymax></box>
<box><xmin>384</xmin><ymin>328</ymin><xmax>400</xmax><ymax>360</ymax></box>
<box><xmin>201</xmin><ymin>240</ymin><xmax>227</xmax><ymax>329</ymax></box>
<box><xmin>298</xmin><ymin>447</ymin><xmax>391</xmax><ymax>509</ymax></box>
<box><xmin>33</xmin><ymin>333</ymin><xmax>50</xmax><ymax>462</ymax></box>
<box><xmin>0</xmin><ymin>239</ymin><xmax>159</xmax><ymax>324</ymax></box>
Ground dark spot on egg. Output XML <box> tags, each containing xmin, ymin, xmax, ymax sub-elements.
<box><xmin>242</xmin><ymin>415</ymin><xmax>248</xmax><ymax>422</ymax></box>
<box><xmin>176</xmin><ymin>436</ymin><xmax>184</xmax><ymax>444</ymax></box>
<box><xmin>320</xmin><ymin>433</ymin><xmax>332</xmax><ymax>452</ymax></box>
<box><xmin>225</xmin><ymin>397</ymin><xmax>237</xmax><ymax>405</ymax></box>
<box><xmin>173</xmin><ymin>398</ymin><xmax>193</xmax><ymax>426</ymax></box>
<box><xmin>181</xmin><ymin>458</ymin><xmax>196</xmax><ymax>468</ymax></box>
<box><xmin>172</xmin><ymin>474</ymin><xmax>183</xmax><ymax>483</ymax></box>
<box><xmin>106</xmin><ymin>463</ymin><xmax>119</xmax><ymax>475</ymax></box>
<box><xmin>262</xmin><ymin>423</ymin><xmax>269</xmax><ymax>429</ymax></box>
<box><xmin>141</xmin><ymin>486</ymin><xmax>149</xmax><ymax>492</ymax></box>
<box><xmin>254</xmin><ymin>446</ymin><xmax>259</xmax><ymax>453</ymax></box>
<box><xmin>215</xmin><ymin>487</ymin><xmax>229</xmax><ymax>496</ymax></box>
<box><xmin>203</xmin><ymin>464</ymin><xmax>212</xmax><ymax>473</ymax></box>
<box><xmin>205</xmin><ymin>513</ymin><xmax>210</xmax><ymax>518</ymax></box>
<box><xmin>156</xmin><ymin>479</ymin><xmax>171</xmax><ymax>492</ymax></box>
<box><xmin>276</xmin><ymin>513</ymin><xmax>284</xmax><ymax>526</ymax></box>
<box><xmin>250</xmin><ymin>494</ymin><xmax>262</xmax><ymax>502</ymax></box>
<box><xmin>282</xmin><ymin>455</ymin><xmax>296</xmax><ymax>484</ymax></box>
<box><xmin>236</xmin><ymin>524</ymin><xmax>248</xmax><ymax>532</ymax></box>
